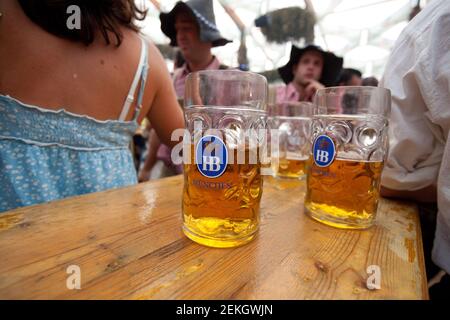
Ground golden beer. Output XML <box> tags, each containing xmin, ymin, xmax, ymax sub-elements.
<box><xmin>182</xmin><ymin>145</ymin><xmax>262</xmax><ymax>248</ymax></box>
<box><xmin>305</xmin><ymin>158</ymin><xmax>384</xmax><ymax>229</ymax></box>
<box><xmin>183</xmin><ymin>70</ymin><xmax>267</xmax><ymax>247</ymax></box>
<box><xmin>274</xmin><ymin>155</ymin><xmax>309</xmax><ymax>179</ymax></box>
<box><xmin>307</xmin><ymin>87</ymin><xmax>391</xmax><ymax>229</ymax></box>
<box><xmin>261</xmin><ymin>162</ymin><xmax>271</xmax><ymax>170</ymax></box>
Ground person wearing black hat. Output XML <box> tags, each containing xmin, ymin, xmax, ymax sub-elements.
<box><xmin>276</xmin><ymin>44</ymin><xmax>343</xmax><ymax>103</ymax></box>
<box><xmin>139</xmin><ymin>0</ymin><xmax>232</xmax><ymax>181</ymax></box>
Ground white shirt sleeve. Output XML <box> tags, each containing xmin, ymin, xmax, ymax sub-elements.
<box><xmin>380</xmin><ymin>6</ymin><xmax>450</xmax><ymax>191</ymax></box>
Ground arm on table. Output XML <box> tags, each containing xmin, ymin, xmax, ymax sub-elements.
<box><xmin>381</xmin><ymin>185</ymin><xmax>437</xmax><ymax>203</ymax></box>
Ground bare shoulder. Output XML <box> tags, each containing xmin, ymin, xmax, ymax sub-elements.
<box><xmin>139</xmin><ymin>36</ymin><xmax>172</xmax><ymax>94</ymax></box>
<box><xmin>143</xmin><ymin>37</ymin><xmax>163</xmax><ymax>59</ymax></box>
<box><xmin>137</xmin><ymin>34</ymin><xmax>175</xmax><ymax>123</ymax></box>
<box><xmin>143</xmin><ymin>36</ymin><xmax>171</xmax><ymax>81</ymax></box>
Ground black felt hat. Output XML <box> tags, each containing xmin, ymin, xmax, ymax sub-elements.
<box><xmin>160</xmin><ymin>0</ymin><xmax>232</xmax><ymax>47</ymax></box>
<box><xmin>278</xmin><ymin>44</ymin><xmax>343</xmax><ymax>86</ymax></box>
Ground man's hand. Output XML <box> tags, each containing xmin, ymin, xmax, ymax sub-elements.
<box><xmin>303</xmin><ymin>79</ymin><xmax>325</xmax><ymax>101</ymax></box>
<box><xmin>137</xmin><ymin>129</ymin><xmax>161</xmax><ymax>183</ymax></box>
<box><xmin>138</xmin><ymin>167</ymin><xmax>152</xmax><ymax>183</ymax></box>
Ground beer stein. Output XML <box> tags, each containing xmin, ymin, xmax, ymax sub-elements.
<box><xmin>269</xmin><ymin>102</ymin><xmax>313</xmax><ymax>179</ymax></box>
<box><xmin>305</xmin><ymin>86</ymin><xmax>391</xmax><ymax>229</ymax></box>
<box><xmin>182</xmin><ymin>70</ymin><xmax>267</xmax><ymax>247</ymax></box>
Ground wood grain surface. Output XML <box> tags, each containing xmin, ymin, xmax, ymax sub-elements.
<box><xmin>0</xmin><ymin>175</ymin><xmax>428</xmax><ymax>299</ymax></box>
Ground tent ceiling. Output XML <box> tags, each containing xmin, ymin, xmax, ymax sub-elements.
<box><xmin>138</xmin><ymin>0</ymin><xmax>426</xmax><ymax>78</ymax></box>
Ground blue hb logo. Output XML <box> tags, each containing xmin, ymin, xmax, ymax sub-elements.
<box><xmin>313</xmin><ymin>135</ymin><xmax>336</xmax><ymax>167</ymax></box>
<box><xmin>196</xmin><ymin>135</ymin><xmax>228</xmax><ymax>178</ymax></box>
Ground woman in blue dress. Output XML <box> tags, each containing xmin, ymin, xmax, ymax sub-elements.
<box><xmin>0</xmin><ymin>0</ymin><xmax>184</xmax><ymax>212</ymax></box>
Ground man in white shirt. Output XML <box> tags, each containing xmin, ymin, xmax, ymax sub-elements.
<box><xmin>380</xmin><ymin>0</ymin><xmax>450</xmax><ymax>296</ymax></box>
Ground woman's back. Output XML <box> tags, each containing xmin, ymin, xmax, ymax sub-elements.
<box><xmin>0</xmin><ymin>0</ymin><xmax>149</xmax><ymax>121</ymax></box>
<box><xmin>0</xmin><ymin>1</ymin><xmax>184</xmax><ymax>212</ymax></box>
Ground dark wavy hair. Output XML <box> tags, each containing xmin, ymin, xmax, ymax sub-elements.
<box><xmin>338</xmin><ymin>68</ymin><xmax>363</xmax><ymax>85</ymax></box>
<box><xmin>18</xmin><ymin>0</ymin><xmax>147</xmax><ymax>46</ymax></box>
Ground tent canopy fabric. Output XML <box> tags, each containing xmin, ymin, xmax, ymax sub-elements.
<box><xmin>138</xmin><ymin>0</ymin><xmax>424</xmax><ymax>79</ymax></box>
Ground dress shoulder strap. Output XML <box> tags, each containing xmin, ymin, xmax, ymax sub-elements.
<box><xmin>118</xmin><ymin>37</ymin><xmax>149</xmax><ymax>121</ymax></box>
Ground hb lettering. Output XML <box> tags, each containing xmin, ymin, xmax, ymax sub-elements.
<box><xmin>315</xmin><ymin>150</ymin><xmax>329</xmax><ymax>163</ymax></box>
<box><xmin>196</xmin><ymin>135</ymin><xmax>228</xmax><ymax>178</ymax></box>
<box><xmin>202</xmin><ymin>156</ymin><xmax>221</xmax><ymax>172</ymax></box>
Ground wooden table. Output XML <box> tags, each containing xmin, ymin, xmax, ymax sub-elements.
<box><xmin>0</xmin><ymin>176</ymin><xmax>428</xmax><ymax>299</ymax></box>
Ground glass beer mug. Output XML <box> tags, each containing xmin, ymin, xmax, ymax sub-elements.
<box><xmin>305</xmin><ymin>86</ymin><xmax>391</xmax><ymax>229</ymax></box>
<box><xmin>269</xmin><ymin>102</ymin><xmax>313</xmax><ymax>179</ymax></box>
<box><xmin>182</xmin><ymin>70</ymin><xmax>267</xmax><ymax>248</ymax></box>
